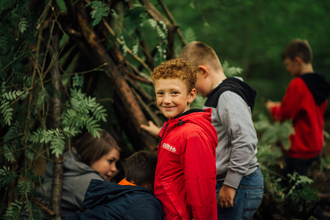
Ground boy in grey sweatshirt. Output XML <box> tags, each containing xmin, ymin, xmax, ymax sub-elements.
<box><xmin>179</xmin><ymin>42</ymin><xmax>264</xmax><ymax>220</ymax></box>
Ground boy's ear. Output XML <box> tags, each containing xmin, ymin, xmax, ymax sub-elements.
<box><xmin>294</xmin><ymin>56</ymin><xmax>303</xmax><ymax>65</ymax></box>
<box><xmin>187</xmin><ymin>88</ymin><xmax>197</xmax><ymax>104</ymax></box>
<box><xmin>198</xmin><ymin>65</ymin><xmax>209</xmax><ymax>78</ymax></box>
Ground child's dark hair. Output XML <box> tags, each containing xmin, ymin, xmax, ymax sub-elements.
<box><xmin>281</xmin><ymin>39</ymin><xmax>313</xmax><ymax>63</ymax></box>
<box><xmin>74</xmin><ymin>130</ymin><xmax>120</xmax><ymax>166</ymax></box>
<box><xmin>125</xmin><ymin>150</ymin><xmax>158</xmax><ymax>189</ymax></box>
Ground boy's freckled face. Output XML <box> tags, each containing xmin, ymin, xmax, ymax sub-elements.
<box><xmin>284</xmin><ymin>58</ymin><xmax>301</xmax><ymax>77</ymax></box>
<box><xmin>154</xmin><ymin>78</ymin><xmax>194</xmax><ymax>119</ymax></box>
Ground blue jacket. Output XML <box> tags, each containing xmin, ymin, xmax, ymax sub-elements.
<box><xmin>64</xmin><ymin>179</ymin><xmax>164</xmax><ymax>220</ymax></box>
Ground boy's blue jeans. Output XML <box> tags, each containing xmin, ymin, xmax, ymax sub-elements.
<box><xmin>216</xmin><ymin>167</ymin><xmax>264</xmax><ymax>220</ymax></box>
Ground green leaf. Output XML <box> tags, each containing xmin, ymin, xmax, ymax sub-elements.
<box><xmin>55</xmin><ymin>0</ymin><xmax>67</xmax><ymax>12</ymax></box>
<box><xmin>72</xmin><ymin>74</ymin><xmax>84</xmax><ymax>88</ymax></box>
<box><xmin>18</xmin><ymin>18</ymin><xmax>27</xmax><ymax>34</ymax></box>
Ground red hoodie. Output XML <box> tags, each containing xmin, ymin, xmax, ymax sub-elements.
<box><xmin>270</xmin><ymin>75</ymin><xmax>328</xmax><ymax>159</ymax></box>
<box><xmin>154</xmin><ymin>109</ymin><xmax>218</xmax><ymax>220</ymax></box>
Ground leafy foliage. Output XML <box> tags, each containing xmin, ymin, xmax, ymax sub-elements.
<box><xmin>88</xmin><ymin>1</ymin><xmax>110</xmax><ymax>26</ymax></box>
<box><xmin>18</xmin><ymin>17</ymin><xmax>27</xmax><ymax>34</ymax></box>
<box><xmin>255</xmin><ymin>113</ymin><xmax>295</xmax><ymax>150</ymax></box>
<box><xmin>222</xmin><ymin>61</ymin><xmax>243</xmax><ymax>77</ymax></box>
<box><xmin>0</xmin><ymin>166</ymin><xmax>18</xmax><ymax>190</ymax></box>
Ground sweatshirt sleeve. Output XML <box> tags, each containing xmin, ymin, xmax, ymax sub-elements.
<box><xmin>182</xmin><ymin>131</ymin><xmax>217</xmax><ymax>220</ymax></box>
<box><xmin>218</xmin><ymin>91</ymin><xmax>258</xmax><ymax>189</ymax></box>
<box><xmin>270</xmin><ymin>79</ymin><xmax>303</xmax><ymax>121</ymax></box>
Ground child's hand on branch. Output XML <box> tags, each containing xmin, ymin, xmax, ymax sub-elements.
<box><xmin>217</xmin><ymin>184</ymin><xmax>236</xmax><ymax>209</ymax></box>
<box><xmin>140</xmin><ymin>121</ymin><xmax>161</xmax><ymax>137</ymax></box>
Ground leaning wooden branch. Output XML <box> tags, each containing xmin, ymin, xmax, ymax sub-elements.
<box><xmin>125</xmin><ymin>76</ymin><xmax>154</xmax><ymax>103</ymax></box>
<box><xmin>49</xmin><ymin>22</ymin><xmax>63</xmax><ymax>219</ymax></box>
<box><xmin>157</xmin><ymin>0</ymin><xmax>186</xmax><ymax>46</ymax></box>
<box><xmin>138</xmin><ymin>0</ymin><xmax>177</xmax><ymax>59</ymax></box>
<box><xmin>31</xmin><ymin>197</ymin><xmax>55</xmax><ymax>216</ymax></box>
<box><xmin>125</xmin><ymin>61</ymin><xmax>153</xmax><ymax>85</ymax></box>
<box><xmin>102</xmin><ymin>18</ymin><xmax>153</xmax><ymax>75</ymax></box>
<box><xmin>132</xmin><ymin>89</ymin><xmax>163</xmax><ymax>127</ymax></box>
<box><xmin>75</xmin><ymin>0</ymin><xmax>157</xmax><ymax>150</ymax></box>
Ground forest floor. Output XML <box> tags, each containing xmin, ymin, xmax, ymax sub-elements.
<box><xmin>254</xmin><ymin>119</ymin><xmax>330</xmax><ymax>220</ymax></box>
<box><xmin>310</xmin><ymin>119</ymin><xmax>330</xmax><ymax>219</ymax></box>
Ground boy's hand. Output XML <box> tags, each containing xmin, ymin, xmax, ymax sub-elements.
<box><xmin>217</xmin><ymin>184</ymin><xmax>236</xmax><ymax>209</ymax></box>
<box><xmin>265</xmin><ymin>100</ymin><xmax>281</xmax><ymax>112</ymax></box>
<box><xmin>140</xmin><ymin>121</ymin><xmax>161</xmax><ymax>137</ymax></box>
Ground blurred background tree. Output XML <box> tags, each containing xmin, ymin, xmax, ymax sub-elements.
<box><xmin>166</xmin><ymin>0</ymin><xmax>330</xmax><ymax>114</ymax></box>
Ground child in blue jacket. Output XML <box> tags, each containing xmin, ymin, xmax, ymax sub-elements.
<box><xmin>64</xmin><ymin>150</ymin><xmax>164</xmax><ymax>220</ymax></box>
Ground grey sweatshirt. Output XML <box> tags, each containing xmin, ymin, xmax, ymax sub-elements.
<box><xmin>36</xmin><ymin>149</ymin><xmax>105</xmax><ymax>217</ymax></box>
<box><xmin>203</xmin><ymin>78</ymin><xmax>259</xmax><ymax>189</ymax></box>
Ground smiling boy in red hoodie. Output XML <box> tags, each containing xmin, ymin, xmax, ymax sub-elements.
<box><xmin>152</xmin><ymin>58</ymin><xmax>218</xmax><ymax>220</ymax></box>
<box><xmin>266</xmin><ymin>39</ymin><xmax>330</xmax><ymax>177</ymax></box>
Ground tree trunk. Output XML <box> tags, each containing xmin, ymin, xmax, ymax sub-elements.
<box><xmin>75</xmin><ymin>0</ymin><xmax>157</xmax><ymax>150</ymax></box>
<box><xmin>50</xmin><ymin>25</ymin><xmax>63</xmax><ymax>219</ymax></box>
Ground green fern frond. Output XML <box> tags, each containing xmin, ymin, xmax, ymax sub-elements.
<box><xmin>0</xmin><ymin>166</ymin><xmax>18</xmax><ymax>189</ymax></box>
<box><xmin>183</xmin><ymin>27</ymin><xmax>196</xmax><ymax>44</ymax></box>
<box><xmin>15</xmin><ymin>181</ymin><xmax>33</xmax><ymax>195</ymax></box>
<box><xmin>147</xmin><ymin>19</ymin><xmax>157</xmax><ymax>29</ymax></box>
<box><xmin>120</xmin><ymin>36</ymin><xmax>127</xmax><ymax>56</ymax></box>
<box><xmin>50</xmin><ymin>133</ymin><xmax>65</xmax><ymax>157</ymax></box>
<box><xmin>3</xmin><ymin>145</ymin><xmax>15</xmax><ymax>162</ymax></box>
<box><xmin>88</xmin><ymin>1</ymin><xmax>110</xmax><ymax>26</ymax></box>
<box><xmin>2</xmin><ymin>200</ymin><xmax>23</xmax><ymax>220</ymax></box>
<box><xmin>132</xmin><ymin>40</ymin><xmax>139</xmax><ymax>55</ymax></box>
<box><xmin>18</xmin><ymin>18</ymin><xmax>28</xmax><ymax>34</ymax></box>
<box><xmin>0</xmin><ymin>100</ymin><xmax>13</xmax><ymax>126</ymax></box>
<box><xmin>78</xmin><ymin>115</ymin><xmax>101</xmax><ymax>138</ymax></box>
<box><xmin>2</xmin><ymin>90</ymin><xmax>24</xmax><ymax>101</ymax></box>
<box><xmin>223</xmin><ymin>61</ymin><xmax>243</xmax><ymax>77</ymax></box>
<box><xmin>63</xmin><ymin>126</ymin><xmax>80</xmax><ymax>137</ymax></box>
<box><xmin>156</xmin><ymin>21</ymin><xmax>167</xmax><ymax>40</ymax></box>
<box><xmin>92</xmin><ymin>103</ymin><xmax>107</xmax><ymax>122</ymax></box>
<box><xmin>72</xmin><ymin>74</ymin><xmax>84</xmax><ymax>88</ymax></box>
<box><xmin>0</xmin><ymin>36</ymin><xmax>8</xmax><ymax>52</ymax></box>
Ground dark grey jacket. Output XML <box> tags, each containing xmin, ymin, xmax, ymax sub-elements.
<box><xmin>36</xmin><ymin>149</ymin><xmax>104</xmax><ymax>217</ymax></box>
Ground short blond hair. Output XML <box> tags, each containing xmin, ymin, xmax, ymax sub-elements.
<box><xmin>151</xmin><ymin>58</ymin><xmax>197</xmax><ymax>93</ymax></box>
<box><xmin>179</xmin><ymin>41</ymin><xmax>223</xmax><ymax>71</ymax></box>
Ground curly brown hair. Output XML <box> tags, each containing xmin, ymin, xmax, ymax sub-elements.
<box><xmin>151</xmin><ymin>58</ymin><xmax>197</xmax><ymax>92</ymax></box>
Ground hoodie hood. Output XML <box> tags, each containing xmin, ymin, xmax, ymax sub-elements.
<box><xmin>300</xmin><ymin>72</ymin><xmax>330</xmax><ymax>105</ymax></box>
<box><xmin>205</xmin><ymin>77</ymin><xmax>256</xmax><ymax>112</ymax></box>
<box><xmin>158</xmin><ymin>108</ymin><xmax>218</xmax><ymax>149</ymax></box>
<box><xmin>43</xmin><ymin>148</ymin><xmax>102</xmax><ymax>179</ymax></box>
<box><xmin>82</xmin><ymin>179</ymin><xmax>153</xmax><ymax>210</ymax></box>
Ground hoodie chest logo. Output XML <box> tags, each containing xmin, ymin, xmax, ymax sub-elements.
<box><xmin>162</xmin><ymin>143</ymin><xmax>177</xmax><ymax>154</ymax></box>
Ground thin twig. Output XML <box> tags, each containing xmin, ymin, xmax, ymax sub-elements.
<box><xmin>157</xmin><ymin>0</ymin><xmax>186</xmax><ymax>46</ymax></box>
<box><xmin>102</xmin><ymin>18</ymin><xmax>153</xmax><ymax>75</ymax></box>
<box><xmin>0</xmin><ymin>133</ymin><xmax>24</xmax><ymax>147</ymax></box>
<box><xmin>30</xmin><ymin>197</ymin><xmax>55</xmax><ymax>216</ymax></box>
<box><xmin>132</xmin><ymin>89</ymin><xmax>162</xmax><ymax>127</ymax></box>
<box><xmin>0</xmin><ymin>50</ymin><xmax>36</xmax><ymax>76</ymax></box>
